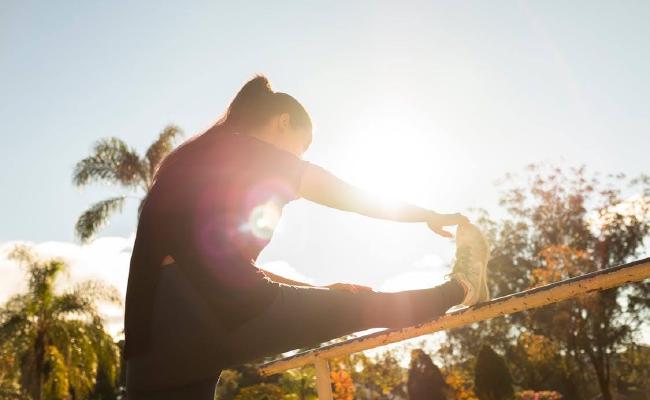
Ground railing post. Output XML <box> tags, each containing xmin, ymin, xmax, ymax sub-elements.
<box><xmin>314</xmin><ymin>358</ymin><xmax>333</xmax><ymax>400</ymax></box>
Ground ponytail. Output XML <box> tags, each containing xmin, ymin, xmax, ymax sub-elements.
<box><xmin>152</xmin><ymin>75</ymin><xmax>311</xmax><ymax>184</ymax></box>
<box><xmin>223</xmin><ymin>75</ymin><xmax>311</xmax><ymax>132</ymax></box>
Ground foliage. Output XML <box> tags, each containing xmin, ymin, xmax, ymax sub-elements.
<box><xmin>474</xmin><ymin>345</ymin><xmax>514</xmax><ymax>400</ymax></box>
<box><xmin>0</xmin><ymin>245</ymin><xmax>122</xmax><ymax>400</ymax></box>
<box><xmin>72</xmin><ymin>124</ymin><xmax>182</xmax><ymax>242</ymax></box>
<box><xmin>216</xmin><ymin>369</ymin><xmax>243</xmax><ymax>400</ymax></box>
<box><xmin>234</xmin><ymin>382</ymin><xmax>284</xmax><ymax>400</ymax></box>
<box><xmin>446</xmin><ymin>164</ymin><xmax>650</xmax><ymax>400</ymax></box>
<box><xmin>611</xmin><ymin>343</ymin><xmax>650</xmax><ymax>398</ymax></box>
<box><xmin>330</xmin><ymin>367</ymin><xmax>354</xmax><ymax>400</ymax></box>
<box><xmin>444</xmin><ymin>366</ymin><xmax>477</xmax><ymax>400</ymax></box>
<box><xmin>407</xmin><ymin>349</ymin><xmax>449</xmax><ymax>400</ymax></box>
<box><xmin>515</xmin><ymin>390</ymin><xmax>562</xmax><ymax>400</ymax></box>
<box><xmin>279</xmin><ymin>366</ymin><xmax>317</xmax><ymax>400</ymax></box>
<box><xmin>349</xmin><ymin>351</ymin><xmax>406</xmax><ymax>399</ymax></box>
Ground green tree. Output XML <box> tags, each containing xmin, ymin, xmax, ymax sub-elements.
<box><xmin>448</xmin><ymin>165</ymin><xmax>650</xmax><ymax>400</ymax></box>
<box><xmin>279</xmin><ymin>367</ymin><xmax>317</xmax><ymax>400</ymax></box>
<box><xmin>350</xmin><ymin>351</ymin><xmax>406</xmax><ymax>399</ymax></box>
<box><xmin>0</xmin><ymin>245</ymin><xmax>121</xmax><ymax>400</ymax></box>
<box><xmin>474</xmin><ymin>345</ymin><xmax>514</xmax><ymax>400</ymax></box>
<box><xmin>234</xmin><ymin>382</ymin><xmax>284</xmax><ymax>400</ymax></box>
<box><xmin>73</xmin><ymin>124</ymin><xmax>182</xmax><ymax>242</ymax></box>
<box><xmin>215</xmin><ymin>369</ymin><xmax>243</xmax><ymax>400</ymax></box>
<box><xmin>407</xmin><ymin>349</ymin><xmax>449</xmax><ymax>400</ymax></box>
<box><xmin>612</xmin><ymin>343</ymin><xmax>650</xmax><ymax>398</ymax></box>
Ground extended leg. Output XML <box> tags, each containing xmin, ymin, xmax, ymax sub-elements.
<box><xmin>221</xmin><ymin>278</ymin><xmax>464</xmax><ymax>367</ymax></box>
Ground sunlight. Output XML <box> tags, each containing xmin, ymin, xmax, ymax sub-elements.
<box><xmin>334</xmin><ymin>101</ymin><xmax>459</xmax><ymax>207</ymax></box>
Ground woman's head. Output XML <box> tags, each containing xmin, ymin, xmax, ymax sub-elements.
<box><xmin>152</xmin><ymin>75</ymin><xmax>311</xmax><ymax>185</ymax></box>
<box><xmin>223</xmin><ymin>75</ymin><xmax>312</xmax><ymax>156</ymax></box>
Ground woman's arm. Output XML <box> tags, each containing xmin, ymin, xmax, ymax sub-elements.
<box><xmin>257</xmin><ymin>268</ymin><xmax>314</xmax><ymax>287</ymax></box>
<box><xmin>257</xmin><ymin>267</ymin><xmax>372</xmax><ymax>293</ymax></box>
<box><xmin>298</xmin><ymin>163</ymin><xmax>468</xmax><ymax>237</ymax></box>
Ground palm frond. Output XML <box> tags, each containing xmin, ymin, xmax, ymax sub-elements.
<box><xmin>144</xmin><ymin>124</ymin><xmax>182</xmax><ymax>181</ymax></box>
<box><xmin>6</xmin><ymin>245</ymin><xmax>37</xmax><ymax>267</ymax></box>
<box><xmin>51</xmin><ymin>292</ymin><xmax>97</xmax><ymax>319</ymax></box>
<box><xmin>79</xmin><ymin>280</ymin><xmax>121</xmax><ymax>304</ymax></box>
<box><xmin>74</xmin><ymin>196</ymin><xmax>125</xmax><ymax>243</ymax></box>
<box><xmin>28</xmin><ymin>259</ymin><xmax>66</xmax><ymax>308</ymax></box>
<box><xmin>0</xmin><ymin>297</ymin><xmax>30</xmax><ymax>343</ymax></box>
<box><xmin>49</xmin><ymin>320</ymin><xmax>100</xmax><ymax>399</ymax></box>
<box><xmin>73</xmin><ymin>137</ymin><xmax>146</xmax><ymax>188</ymax></box>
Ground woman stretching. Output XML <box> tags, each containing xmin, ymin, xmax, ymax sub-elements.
<box><xmin>124</xmin><ymin>76</ymin><xmax>489</xmax><ymax>399</ymax></box>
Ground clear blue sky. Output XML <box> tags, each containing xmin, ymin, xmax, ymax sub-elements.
<box><xmin>1</xmin><ymin>1</ymin><xmax>649</xmax><ymax>294</ymax></box>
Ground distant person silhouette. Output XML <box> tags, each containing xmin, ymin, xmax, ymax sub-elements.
<box><xmin>124</xmin><ymin>75</ymin><xmax>489</xmax><ymax>399</ymax></box>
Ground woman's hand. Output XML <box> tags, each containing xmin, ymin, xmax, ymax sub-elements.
<box><xmin>427</xmin><ymin>212</ymin><xmax>470</xmax><ymax>238</ymax></box>
<box><xmin>325</xmin><ymin>283</ymin><xmax>374</xmax><ymax>293</ymax></box>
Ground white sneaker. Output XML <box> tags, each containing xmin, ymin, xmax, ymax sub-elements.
<box><xmin>447</xmin><ymin>222</ymin><xmax>490</xmax><ymax>306</ymax></box>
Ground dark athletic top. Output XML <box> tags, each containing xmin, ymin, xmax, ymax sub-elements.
<box><xmin>124</xmin><ymin>128</ymin><xmax>309</xmax><ymax>358</ymax></box>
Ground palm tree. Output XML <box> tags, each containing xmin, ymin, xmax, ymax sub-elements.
<box><xmin>0</xmin><ymin>245</ymin><xmax>122</xmax><ymax>400</ymax></box>
<box><xmin>73</xmin><ymin>124</ymin><xmax>182</xmax><ymax>242</ymax></box>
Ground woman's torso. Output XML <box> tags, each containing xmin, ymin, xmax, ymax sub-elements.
<box><xmin>124</xmin><ymin>130</ymin><xmax>308</xmax><ymax>361</ymax></box>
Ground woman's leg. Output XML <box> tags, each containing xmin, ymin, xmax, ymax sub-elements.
<box><xmin>126</xmin><ymin>264</ymin><xmax>464</xmax><ymax>396</ymax></box>
<box><xmin>221</xmin><ymin>279</ymin><xmax>465</xmax><ymax>367</ymax></box>
<box><xmin>126</xmin><ymin>265</ymin><xmax>229</xmax><ymax>397</ymax></box>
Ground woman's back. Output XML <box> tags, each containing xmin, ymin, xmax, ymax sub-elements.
<box><xmin>124</xmin><ymin>129</ymin><xmax>308</xmax><ymax>359</ymax></box>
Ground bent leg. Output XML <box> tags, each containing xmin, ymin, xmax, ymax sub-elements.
<box><xmin>222</xmin><ymin>279</ymin><xmax>464</xmax><ymax>367</ymax></box>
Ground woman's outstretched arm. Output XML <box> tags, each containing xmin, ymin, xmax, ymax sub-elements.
<box><xmin>257</xmin><ymin>268</ymin><xmax>314</xmax><ymax>287</ymax></box>
<box><xmin>298</xmin><ymin>163</ymin><xmax>468</xmax><ymax>237</ymax></box>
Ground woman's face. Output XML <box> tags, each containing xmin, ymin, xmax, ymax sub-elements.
<box><xmin>269</xmin><ymin>113</ymin><xmax>311</xmax><ymax>157</ymax></box>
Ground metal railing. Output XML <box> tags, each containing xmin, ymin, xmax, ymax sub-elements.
<box><xmin>259</xmin><ymin>258</ymin><xmax>650</xmax><ymax>400</ymax></box>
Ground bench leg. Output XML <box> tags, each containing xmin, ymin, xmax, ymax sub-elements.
<box><xmin>314</xmin><ymin>358</ymin><xmax>333</xmax><ymax>400</ymax></box>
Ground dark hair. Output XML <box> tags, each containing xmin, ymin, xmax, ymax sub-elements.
<box><xmin>223</xmin><ymin>75</ymin><xmax>312</xmax><ymax>134</ymax></box>
<box><xmin>152</xmin><ymin>75</ymin><xmax>311</xmax><ymax>183</ymax></box>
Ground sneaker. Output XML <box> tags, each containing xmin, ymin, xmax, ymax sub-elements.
<box><xmin>447</xmin><ymin>222</ymin><xmax>490</xmax><ymax>306</ymax></box>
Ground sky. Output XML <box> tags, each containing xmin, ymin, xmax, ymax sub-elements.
<box><xmin>1</xmin><ymin>0</ymin><xmax>649</xmax><ymax>345</ymax></box>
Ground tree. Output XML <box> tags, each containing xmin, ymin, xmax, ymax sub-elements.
<box><xmin>234</xmin><ymin>383</ymin><xmax>284</xmax><ymax>400</ymax></box>
<box><xmin>407</xmin><ymin>349</ymin><xmax>449</xmax><ymax>400</ymax></box>
<box><xmin>280</xmin><ymin>367</ymin><xmax>318</xmax><ymax>400</ymax></box>
<box><xmin>215</xmin><ymin>369</ymin><xmax>243</xmax><ymax>400</ymax></box>
<box><xmin>612</xmin><ymin>343</ymin><xmax>650</xmax><ymax>398</ymax></box>
<box><xmin>330</xmin><ymin>367</ymin><xmax>354</xmax><ymax>400</ymax></box>
<box><xmin>444</xmin><ymin>366</ymin><xmax>476</xmax><ymax>400</ymax></box>
<box><xmin>0</xmin><ymin>245</ymin><xmax>122</xmax><ymax>400</ymax></box>
<box><xmin>72</xmin><ymin>124</ymin><xmax>182</xmax><ymax>242</ymax></box>
<box><xmin>349</xmin><ymin>351</ymin><xmax>406</xmax><ymax>399</ymax></box>
<box><xmin>515</xmin><ymin>391</ymin><xmax>562</xmax><ymax>400</ymax></box>
<box><xmin>447</xmin><ymin>164</ymin><xmax>650</xmax><ymax>400</ymax></box>
<box><xmin>474</xmin><ymin>345</ymin><xmax>514</xmax><ymax>400</ymax></box>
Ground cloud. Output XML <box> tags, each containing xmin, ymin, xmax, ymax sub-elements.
<box><xmin>0</xmin><ymin>235</ymin><xmax>135</xmax><ymax>338</ymax></box>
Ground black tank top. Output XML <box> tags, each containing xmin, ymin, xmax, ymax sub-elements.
<box><xmin>124</xmin><ymin>129</ymin><xmax>309</xmax><ymax>358</ymax></box>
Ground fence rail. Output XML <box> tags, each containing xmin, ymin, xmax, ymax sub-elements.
<box><xmin>258</xmin><ymin>258</ymin><xmax>650</xmax><ymax>399</ymax></box>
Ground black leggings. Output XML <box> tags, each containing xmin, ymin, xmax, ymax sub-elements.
<box><xmin>126</xmin><ymin>263</ymin><xmax>464</xmax><ymax>399</ymax></box>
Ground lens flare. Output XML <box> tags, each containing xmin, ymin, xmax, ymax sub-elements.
<box><xmin>248</xmin><ymin>199</ymin><xmax>282</xmax><ymax>240</ymax></box>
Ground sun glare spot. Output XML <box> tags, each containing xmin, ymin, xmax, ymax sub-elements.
<box><xmin>248</xmin><ymin>199</ymin><xmax>282</xmax><ymax>240</ymax></box>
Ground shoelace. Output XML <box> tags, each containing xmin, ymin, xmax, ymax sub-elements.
<box><xmin>445</xmin><ymin>246</ymin><xmax>476</xmax><ymax>280</ymax></box>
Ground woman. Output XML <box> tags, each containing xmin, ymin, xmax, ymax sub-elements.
<box><xmin>124</xmin><ymin>76</ymin><xmax>489</xmax><ymax>399</ymax></box>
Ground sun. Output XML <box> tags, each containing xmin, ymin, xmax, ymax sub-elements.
<box><xmin>333</xmin><ymin>104</ymin><xmax>455</xmax><ymax>207</ymax></box>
